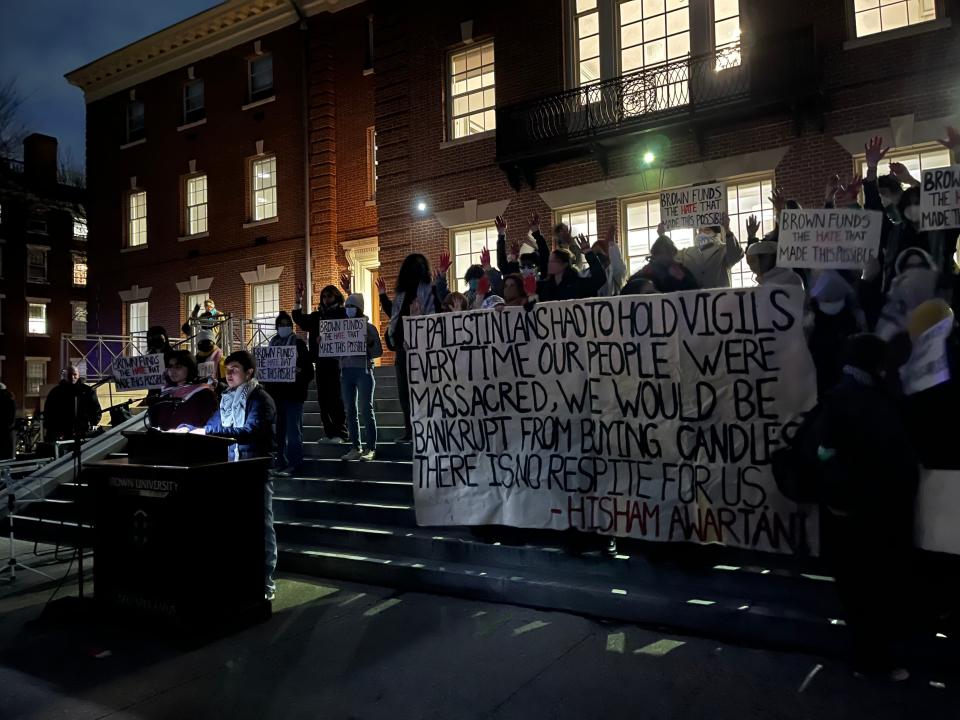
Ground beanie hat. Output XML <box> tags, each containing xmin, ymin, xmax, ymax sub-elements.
<box><xmin>481</xmin><ymin>295</ymin><xmax>505</xmax><ymax>310</ymax></box>
<box><xmin>197</xmin><ymin>329</ymin><xmax>215</xmax><ymax>344</ymax></box>
<box><xmin>745</xmin><ymin>240</ymin><xmax>777</xmax><ymax>257</ymax></box>
<box><xmin>345</xmin><ymin>293</ymin><xmax>365</xmax><ymax>313</ymax></box>
<box><xmin>274</xmin><ymin>310</ymin><xmax>293</xmax><ymax>328</ymax></box>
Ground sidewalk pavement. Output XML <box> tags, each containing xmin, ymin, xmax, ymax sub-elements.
<box><xmin>0</xmin><ymin>562</ymin><xmax>956</xmax><ymax>720</ymax></box>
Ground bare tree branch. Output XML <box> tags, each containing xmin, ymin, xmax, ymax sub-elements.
<box><xmin>0</xmin><ymin>78</ymin><xmax>27</xmax><ymax>158</ymax></box>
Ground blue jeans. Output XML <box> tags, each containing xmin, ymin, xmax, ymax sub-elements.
<box><xmin>274</xmin><ymin>400</ymin><xmax>304</xmax><ymax>469</ymax></box>
<box><xmin>265</xmin><ymin>480</ymin><xmax>277</xmax><ymax>594</ymax></box>
<box><xmin>340</xmin><ymin>366</ymin><xmax>376</xmax><ymax>451</ymax></box>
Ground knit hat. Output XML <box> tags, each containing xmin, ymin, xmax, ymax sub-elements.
<box><xmin>745</xmin><ymin>240</ymin><xmax>777</xmax><ymax>257</ymax></box>
<box><xmin>197</xmin><ymin>329</ymin><xmax>215</xmax><ymax>344</ymax></box>
<box><xmin>345</xmin><ymin>293</ymin><xmax>365</xmax><ymax>313</ymax></box>
<box><xmin>481</xmin><ymin>295</ymin><xmax>505</xmax><ymax>310</ymax></box>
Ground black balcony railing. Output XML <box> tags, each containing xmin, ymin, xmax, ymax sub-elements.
<box><xmin>496</xmin><ymin>28</ymin><xmax>820</xmax><ymax>177</ymax></box>
<box><xmin>0</xmin><ymin>156</ymin><xmax>25</xmax><ymax>174</ymax></box>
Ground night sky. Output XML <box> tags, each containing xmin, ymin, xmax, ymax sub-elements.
<box><xmin>0</xmin><ymin>0</ymin><xmax>221</xmax><ymax>165</ymax></box>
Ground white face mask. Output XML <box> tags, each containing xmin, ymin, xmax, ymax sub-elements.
<box><xmin>697</xmin><ymin>233</ymin><xmax>714</xmax><ymax>249</ymax></box>
<box><xmin>904</xmin><ymin>205</ymin><xmax>921</xmax><ymax>223</ymax></box>
<box><xmin>345</xmin><ymin>306</ymin><xmax>359</xmax><ymax>318</ymax></box>
<box><xmin>277</xmin><ymin>326</ymin><xmax>293</xmax><ymax>338</ymax></box>
<box><xmin>818</xmin><ymin>299</ymin><xmax>846</xmax><ymax>316</ymax></box>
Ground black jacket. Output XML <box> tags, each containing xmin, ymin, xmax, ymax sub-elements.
<box><xmin>43</xmin><ymin>380</ymin><xmax>103</xmax><ymax>440</ymax></box>
<box><xmin>204</xmin><ymin>384</ymin><xmax>277</xmax><ymax>459</ymax></box>
<box><xmin>536</xmin><ymin>249</ymin><xmax>607</xmax><ymax>301</ymax></box>
<box><xmin>292</xmin><ymin>289</ymin><xmax>347</xmax><ymax>363</ymax></box>
<box><xmin>264</xmin><ymin>338</ymin><xmax>315</xmax><ymax>404</ymax></box>
<box><xmin>622</xmin><ymin>262</ymin><xmax>699</xmax><ymax>295</ymax></box>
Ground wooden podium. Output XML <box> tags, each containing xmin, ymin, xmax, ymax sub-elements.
<box><xmin>85</xmin><ymin>430</ymin><xmax>272</xmax><ymax>635</ymax></box>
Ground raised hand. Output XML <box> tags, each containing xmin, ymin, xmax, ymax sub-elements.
<box><xmin>296</xmin><ymin>280</ymin><xmax>304</xmax><ymax>300</ymax></box>
<box><xmin>436</xmin><ymin>251</ymin><xmax>452</xmax><ymax>275</ymax></box>
<box><xmin>523</xmin><ymin>273</ymin><xmax>537</xmax><ymax>296</ymax></box>
<box><xmin>769</xmin><ymin>186</ymin><xmax>786</xmax><ymax>212</ymax></box>
<box><xmin>864</xmin><ymin>135</ymin><xmax>889</xmax><ymax>168</ymax></box>
<box><xmin>720</xmin><ymin>212</ymin><xmax>731</xmax><ymax>230</ymax></box>
<box><xmin>339</xmin><ymin>272</ymin><xmax>352</xmax><ymax>293</ymax></box>
<box><xmin>657</xmin><ymin>221</ymin><xmax>667</xmax><ymax>237</ymax></box>
<box><xmin>495</xmin><ymin>215</ymin><xmax>507</xmax><ymax>234</ymax></box>
<box><xmin>509</xmin><ymin>240</ymin><xmax>521</xmax><ymax>258</ymax></box>
<box><xmin>746</xmin><ymin>214</ymin><xmax>760</xmax><ymax>238</ymax></box>
<box><xmin>529</xmin><ymin>212</ymin><xmax>541</xmax><ymax>234</ymax></box>
<box><xmin>575</xmin><ymin>233</ymin><xmax>591</xmax><ymax>252</ymax></box>
<box><xmin>477</xmin><ymin>274</ymin><xmax>491</xmax><ymax>297</ymax></box>
<box><xmin>938</xmin><ymin>126</ymin><xmax>960</xmax><ymax>151</ymax></box>
<box><xmin>375</xmin><ymin>276</ymin><xmax>387</xmax><ymax>294</ymax></box>
<box><xmin>888</xmin><ymin>161</ymin><xmax>918</xmax><ymax>187</ymax></box>
<box><xmin>480</xmin><ymin>247</ymin><xmax>491</xmax><ymax>269</ymax></box>
<box><xmin>824</xmin><ymin>174</ymin><xmax>841</xmax><ymax>203</ymax></box>
<box><xmin>834</xmin><ymin>174</ymin><xmax>864</xmax><ymax>206</ymax></box>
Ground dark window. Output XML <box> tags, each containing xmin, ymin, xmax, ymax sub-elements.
<box><xmin>183</xmin><ymin>79</ymin><xmax>205</xmax><ymax>124</ymax></box>
<box><xmin>248</xmin><ymin>55</ymin><xmax>274</xmax><ymax>102</ymax></box>
<box><xmin>126</xmin><ymin>100</ymin><xmax>145</xmax><ymax>142</ymax></box>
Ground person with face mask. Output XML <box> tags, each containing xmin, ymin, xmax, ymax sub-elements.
<box><xmin>805</xmin><ymin>270</ymin><xmax>862</xmax><ymax>400</ymax></box>
<box><xmin>745</xmin><ymin>241</ymin><xmax>803</xmax><ymax>287</ymax></box>
<box><xmin>263</xmin><ymin>311</ymin><xmax>314</xmax><ymax>475</ymax></box>
<box><xmin>816</xmin><ymin>333</ymin><xmax>918</xmax><ymax>682</ymax></box>
<box><xmin>146</xmin><ymin>326</ymin><xmax>174</xmax><ymax>362</ymax></box>
<box><xmin>338</xmin><ymin>294</ymin><xmax>384</xmax><ymax>461</ymax></box>
<box><xmin>293</xmin><ymin>281</ymin><xmax>349</xmax><ymax>443</ymax></box>
<box><xmin>621</xmin><ymin>232</ymin><xmax>698</xmax><ymax>295</ymax></box>
<box><xmin>875</xmin><ymin>248</ymin><xmax>940</xmax><ymax>342</ymax></box>
<box><xmin>194</xmin><ymin>329</ymin><xmax>226</xmax><ymax>384</ymax></box>
<box><xmin>447</xmin><ymin>246</ymin><xmax>502</xmax><ymax>309</ymax></box>
<box><xmin>675</xmin><ymin>212</ymin><xmax>744</xmax><ymax>289</ymax></box>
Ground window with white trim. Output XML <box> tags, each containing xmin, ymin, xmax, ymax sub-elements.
<box><xmin>251</xmin><ymin>156</ymin><xmax>277</xmax><ymax>221</ymax></box>
<box><xmin>252</xmin><ymin>282</ymin><xmax>280</xmax><ymax>333</ymax></box>
<box><xmin>448</xmin><ymin>41</ymin><xmax>496</xmax><ymax>140</ymax></box>
<box><xmin>128</xmin><ymin>190</ymin><xmax>147</xmax><ymax>247</ymax></box>
<box><xmin>451</xmin><ymin>224</ymin><xmax>499</xmax><ymax>292</ymax></box>
<box><xmin>183</xmin><ymin>79</ymin><xmax>205</xmax><ymax>124</ymax></box>
<box><xmin>556</xmin><ymin>205</ymin><xmax>599</xmax><ymax>246</ymax></box>
<box><xmin>27</xmin><ymin>247</ymin><xmax>48</xmax><ymax>282</ymax></box>
<box><xmin>186</xmin><ymin>174</ymin><xmax>208</xmax><ymax>235</ymax></box>
<box><xmin>849</xmin><ymin>0</ymin><xmax>939</xmax><ymax>38</ymax></box>
<box><xmin>72</xmin><ymin>253</ymin><xmax>87</xmax><ymax>286</ymax></box>
<box><xmin>128</xmin><ymin>301</ymin><xmax>149</xmax><ymax>354</ymax></box>
<box><xmin>26</xmin><ymin>359</ymin><xmax>47</xmax><ymax>397</ymax></box>
<box><xmin>72</xmin><ymin>301</ymin><xmax>88</xmax><ymax>336</ymax></box>
<box><xmin>73</xmin><ymin>216</ymin><xmax>88</xmax><ymax>241</ymax></box>
<box><xmin>856</xmin><ymin>144</ymin><xmax>951</xmax><ymax>185</ymax></box>
<box><xmin>713</xmin><ymin>0</ymin><xmax>741</xmax><ymax>69</ymax></box>
<box><xmin>622</xmin><ymin>175</ymin><xmax>773</xmax><ymax>287</ymax></box>
<box><xmin>126</xmin><ymin>100</ymin><xmax>145</xmax><ymax>143</ymax></box>
<box><xmin>248</xmin><ymin>54</ymin><xmax>274</xmax><ymax>102</ymax></box>
<box><xmin>28</xmin><ymin>302</ymin><xmax>47</xmax><ymax>335</ymax></box>
<box><xmin>366</xmin><ymin>126</ymin><xmax>378</xmax><ymax>201</ymax></box>
<box><xmin>185</xmin><ymin>291</ymin><xmax>209</xmax><ymax>317</ymax></box>
<box><xmin>573</xmin><ymin>1</ymin><xmax>601</xmax><ymax>92</ymax></box>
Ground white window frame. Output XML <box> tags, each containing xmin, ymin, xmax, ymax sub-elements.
<box><xmin>25</xmin><ymin>358</ymin><xmax>48</xmax><ymax>397</ymax></box>
<box><xmin>854</xmin><ymin>142</ymin><xmax>952</xmax><ymax>186</ymax></box>
<box><xmin>555</xmin><ymin>204</ymin><xmax>599</xmax><ymax>247</ymax></box>
<box><xmin>185</xmin><ymin>291</ymin><xmax>209</xmax><ymax>318</ymax></box>
<box><xmin>450</xmin><ymin>223</ymin><xmax>499</xmax><ymax>293</ymax></box>
<box><xmin>26</xmin><ymin>245</ymin><xmax>48</xmax><ymax>283</ymax></box>
<box><xmin>251</xmin><ymin>155</ymin><xmax>278</xmax><ymax>221</ymax></box>
<box><xmin>183</xmin><ymin>78</ymin><xmax>205</xmax><ymax>123</ymax></box>
<box><xmin>712</xmin><ymin>0</ymin><xmax>741</xmax><ymax>69</ymax></box>
<box><xmin>186</xmin><ymin>173</ymin><xmax>208</xmax><ymax>236</ymax></box>
<box><xmin>127</xmin><ymin>190</ymin><xmax>148</xmax><ymax>247</ymax></box>
<box><xmin>248</xmin><ymin>54</ymin><xmax>274</xmax><ymax>102</ymax></box>
<box><xmin>447</xmin><ymin>41</ymin><xmax>496</xmax><ymax>140</ymax></box>
<box><xmin>366</xmin><ymin>126</ymin><xmax>378</xmax><ymax>201</ymax></box>
<box><xmin>71</xmin><ymin>300</ymin><xmax>88</xmax><ymax>337</ymax></box>
<box><xmin>251</xmin><ymin>281</ymin><xmax>280</xmax><ymax>336</ymax></box>
<box><xmin>846</xmin><ymin>0</ymin><xmax>941</xmax><ymax>40</ymax></box>
<box><xmin>620</xmin><ymin>172</ymin><xmax>775</xmax><ymax>287</ymax></box>
<box><xmin>27</xmin><ymin>301</ymin><xmax>48</xmax><ymax>336</ymax></box>
<box><xmin>128</xmin><ymin>301</ymin><xmax>149</xmax><ymax>355</ymax></box>
<box><xmin>72</xmin><ymin>252</ymin><xmax>88</xmax><ymax>287</ymax></box>
<box><xmin>73</xmin><ymin>216</ymin><xmax>88</xmax><ymax>241</ymax></box>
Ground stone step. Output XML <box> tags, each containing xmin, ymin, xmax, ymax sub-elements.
<box><xmin>302</xmin><ymin>441</ymin><xmax>412</xmax><ymax>460</ymax></box>
<box><xmin>273</xmin><ymin>496</ymin><xmax>416</xmax><ymax>527</ymax></box>
<box><xmin>303</xmin><ymin>411</ymin><xmax>405</xmax><ymax>428</ymax></box>
<box><xmin>303</xmin><ymin>398</ymin><xmax>402</xmax><ymax>414</ymax></box>
<box><xmin>298</xmin><ymin>458</ymin><xmax>412</xmax><ymax>482</ymax></box>
<box><xmin>308</xmin><ymin>383</ymin><xmax>400</xmax><ymax>401</ymax></box>
<box><xmin>276</xmin><ymin>541</ymin><xmax>850</xmax><ymax>656</ymax></box>
<box><xmin>303</xmin><ymin>426</ymin><xmax>407</xmax><ymax>443</ymax></box>
<box><xmin>273</xmin><ymin>476</ymin><xmax>414</xmax><ymax>504</ymax></box>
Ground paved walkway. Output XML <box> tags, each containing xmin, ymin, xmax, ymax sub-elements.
<box><xmin>0</xmin><ymin>567</ymin><xmax>956</xmax><ymax>720</ymax></box>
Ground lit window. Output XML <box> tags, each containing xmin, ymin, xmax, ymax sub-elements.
<box><xmin>72</xmin><ymin>301</ymin><xmax>88</xmax><ymax>336</ymax></box>
<box><xmin>714</xmin><ymin>0</ymin><xmax>741</xmax><ymax>69</ymax></box>
<box><xmin>28</xmin><ymin>303</ymin><xmax>47</xmax><ymax>335</ymax></box>
<box><xmin>128</xmin><ymin>301</ymin><xmax>149</xmax><ymax>354</ymax></box>
<box><xmin>183</xmin><ymin>79</ymin><xmax>205</xmax><ymax>123</ymax></box>
<box><xmin>556</xmin><ymin>206</ymin><xmax>598</xmax><ymax>246</ymax></box>
<box><xmin>26</xmin><ymin>360</ymin><xmax>47</xmax><ymax>396</ymax></box>
<box><xmin>851</xmin><ymin>0</ymin><xmax>938</xmax><ymax>38</ymax></box>
<box><xmin>574</xmin><ymin>0</ymin><xmax>601</xmax><ymax>96</ymax></box>
<box><xmin>72</xmin><ymin>253</ymin><xmax>87</xmax><ymax>286</ymax></box>
<box><xmin>618</xmin><ymin>0</ymin><xmax>690</xmax><ymax>113</ymax></box>
<box><xmin>451</xmin><ymin>224</ymin><xmax>499</xmax><ymax>292</ymax></box>
<box><xmin>27</xmin><ymin>247</ymin><xmax>48</xmax><ymax>282</ymax></box>
<box><xmin>252</xmin><ymin>281</ymin><xmax>280</xmax><ymax>330</ymax></box>
<box><xmin>73</xmin><ymin>216</ymin><xmax>88</xmax><ymax>241</ymax></box>
<box><xmin>186</xmin><ymin>291</ymin><xmax>208</xmax><ymax>317</ymax></box>
<box><xmin>126</xmin><ymin>100</ymin><xmax>145</xmax><ymax>143</ymax></box>
<box><xmin>248</xmin><ymin>55</ymin><xmax>274</xmax><ymax>102</ymax></box>
<box><xmin>449</xmin><ymin>41</ymin><xmax>496</xmax><ymax>140</ymax></box>
<box><xmin>128</xmin><ymin>190</ymin><xmax>147</xmax><ymax>247</ymax></box>
<box><xmin>366</xmin><ymin>126</ymin><xmax>378</xmax><ymax>201</ymax></box>
<box><xmin>186</xmin><ymin>174</ymin><xmax>208</xmax><ymax>235</ymax></box>
<box><xmin>252</xmin><ymin>156</ymin><xmax>277</xmax><ymax>221</ymax></box>
<box><xmin>623</xmin><ymin>176</ymin><xmax>773</xmax><ymax>287</ymax></box>
<box><xmin>857</xmin><ymin>144</ymin><xmax>951</xmax><ymax>185</ymax></box>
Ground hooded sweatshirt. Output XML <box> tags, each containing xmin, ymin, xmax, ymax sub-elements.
<box><xmin>875</xmin><ymin>248</ymin><xmax>940</xmax><ymax>341</ymax></box>
<box><xmin>339</xmin><ymin>293</ymin><xmax>384</xmax><ymax>371</ymax></box>
<box><xmin>676</xmin><ymin>229</ymin><xmax>744</xmax><ymax>289</ymax></box>
<box><xmin>292</xmin><ymin>285</ymin><xmax>347</xmax><ymax>362</ymax></box>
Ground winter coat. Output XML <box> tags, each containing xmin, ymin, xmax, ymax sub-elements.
<box><xmin>622</xmin><ymin>261</ymin><xmax>699</xmax><ymax>295</ymax></box>
<box><xmin>147</xmin><ymin>383</ymin><xmax>218</xmax><ymax>431</ymax></box>
<box><xmin>292</xmin><ymin>285</ymin><xmax>347</xmax><ymax>363</ymax></box>
<box><xmin>43</xmin><ymin>380</ymin><xmax>103</xmax><ymax>441</ymax></box>
<box><xmin>263</xmin><ymin>335</ymin><xmax>314</xmax><ymax>404</ymax></box>
<box><xmin>204</xmin><ymin>384</ymin><xmax>276</xmax><ymax>459</ymax></box>
<box><xmin>676</xmin><ymin>231</ymin><xmax>744</xmax><ymax>289</ymax></box>
<box><xmin>536</xmin><ymin>251</ymin><xmax>607</xmax><ymax>301</ymax></box>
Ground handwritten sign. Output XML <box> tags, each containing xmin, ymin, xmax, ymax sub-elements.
<box><xmin>900</xmin><ymin>316</ymin><xmax>952</xmax><ymax>395</ymax></box>
<box><xmin>777</xmin><ymin>208</ymin><xmax>882</xmax><ymax>269</ymax></box>
<box><xmin>405</xmin><ymin>287</ymin><xmax>819</xmax><ymax>555</ymax></box>
<box><xmin>659</xmin><ymin>183</ymin><xmax>727</xmax><ymax>231</ymax></box>
<box><xmin>920</xmin><ymin>164</ymin><xmax>960</xmax><ymax>231</ymax></box>
<box><xmin>253</xmin><ymin>346</ymin><xmax>297</xmax><ymax>383</ymax></box>
<box><xmin>318</xmin><ymin>318</ymin><xmax>367</xmax><ymax>357</ymax></box>
<box><xmin>113</xmin><ymin>354</ymin><xmax>164</xmax><ymax>390</ymax></box>
<box><xmin>197</xmin><ymin>361</ymin><xmax>216</xmax><ymax>381</ymax></box>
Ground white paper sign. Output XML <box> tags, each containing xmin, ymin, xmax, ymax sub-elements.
<box><xmin>197</xmin><ymin>361</ymin><xmax>216</xmax><ymax>380</ymax></box>
<box><xmin>405</xmin><ymin>287</ymin><xmax>819</xmax><ymax>555</ymax></box>
<box><xmin>318</xmin><ymin>318</ymin><xmax>367</xmax><ymax>357</ymax></box>
<box><xmin>659</xmin><ymin>183</ymin><xmax>727</xmax><ymax>231</ymax></box>
<box><xmin>113</xmin><ymin>354</ymin><xmax>164</xmax><ymax>390</ymax></box>
<box><xmin>777</xmin><ymin>208</ymin><xmax>882</xmax><ymax>269</ymax></box>
<box><xmin>920</xmin><ymin>164</ymin><xmax>960</xmax><ymax>231</ymax></box>
<box><xmin>900</xmin><ymin>316</ymin><xmax>952</xmax><ymax>395</ymax></box>
<box><xmin>254</xmin><ymin>346</ymin><xmax>297</xmax><ymax>383</ymax></box>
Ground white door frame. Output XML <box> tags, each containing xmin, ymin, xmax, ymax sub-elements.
<box><xmin>342</xmin><ymin>237</ymin><xmax>380</xmax><ymax>356</ymax></box>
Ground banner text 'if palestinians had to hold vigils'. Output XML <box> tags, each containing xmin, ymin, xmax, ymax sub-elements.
<box><xmin>405</xmin><ymin>287</ymin><xmax>819</xmax><ymax>555</ymax></box>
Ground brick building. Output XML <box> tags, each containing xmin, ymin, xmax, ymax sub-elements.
<box><xmin>0</xmin><ymin>134</ymin><xmax>88</xmax><ymax>412</ymax></box>
<box><xmin>68</xmin><ymin>0</ymin><xmax>960</xmax><ymax>362</ymax></box>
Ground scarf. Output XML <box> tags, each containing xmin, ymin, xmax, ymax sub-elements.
<box><xmin>220</xmin><ymin>378</ymin><xmax>258</xmax><ymax>428</ymax></box>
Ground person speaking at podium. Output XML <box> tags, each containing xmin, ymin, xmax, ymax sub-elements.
<box><xmin>147</xmin><ymin>350</ymin><xmax>217</xmax><ymax>431</ymax></box>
